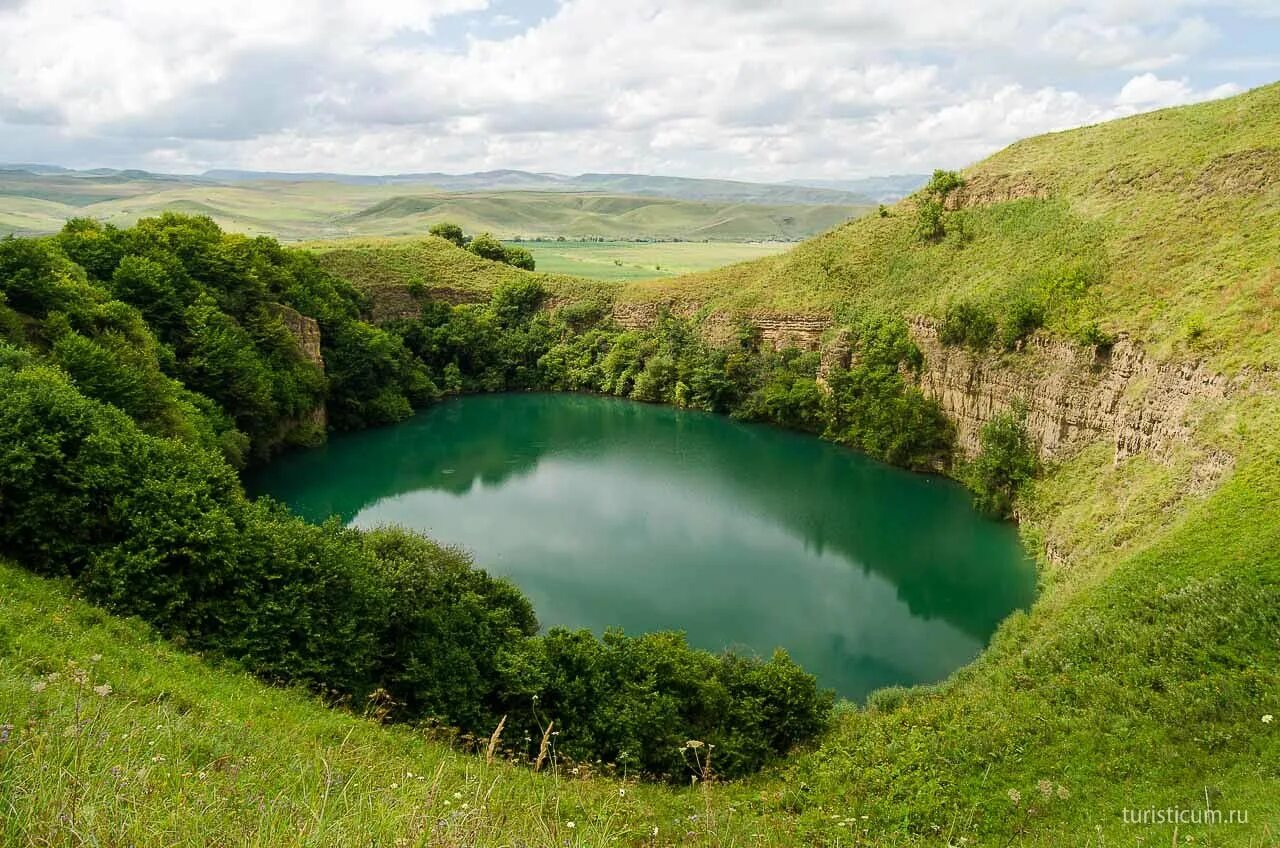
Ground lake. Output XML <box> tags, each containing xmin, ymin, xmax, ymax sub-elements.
<box><xmin>247</xmin><ymin>393</ymin><xmax>1036</xmax><ymax>700</ymax></box>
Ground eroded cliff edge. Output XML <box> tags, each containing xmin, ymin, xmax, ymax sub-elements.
<box><xmin>612</xmin><ymin>302</ymin><xmax>1241</xmax><ymax>487</ymax></box>
<box><xmin>362</xmin><ymin>283</ymin><xmax>1241</xmax><ymax>488</ymax></box>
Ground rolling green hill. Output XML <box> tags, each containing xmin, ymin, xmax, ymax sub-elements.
<box><xmin>3</xmin><ymin>84</ymin><xmax>1280</xmax><ymax>846</ymax></box>
<box><xmin>0</xmin><ymin>169</ymin><xmax>870</xmax><ymax>242</ymax></box>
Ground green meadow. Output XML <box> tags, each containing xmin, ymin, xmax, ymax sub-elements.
<box><xmin>504</xmin><ymin>240</ymin><xmax>793</xmax><ymax>281</ymax></box>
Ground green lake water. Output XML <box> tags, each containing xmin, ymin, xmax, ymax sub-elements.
<box><xmin>247</xmin><ymin>393</ymin><xmax>1036</xmax><ymax>700</ymax></box>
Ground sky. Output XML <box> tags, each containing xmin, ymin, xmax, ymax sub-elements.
<box><xmin>1</xmin><ymin>0</ymin><xmax>1277</xmax><ymax>181</ymax></box>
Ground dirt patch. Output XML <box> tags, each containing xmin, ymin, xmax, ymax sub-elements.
<box><xmin>943</xmin><ymin>173</ymin><xmax>1052</xmax><ymax>209</ymax></box>
<box><xmin>1193</xmin><ymin>148</ymin><xmax>1280</xmax><ymax>197</ymax></box>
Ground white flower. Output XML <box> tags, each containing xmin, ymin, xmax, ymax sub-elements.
<box><xmin>1008</xmin><ymin>788</ymin><xmax>1022</xmax><ymax>803</ymax></box>
<box><xmin>93</xmin><ymin>683</ymin><xmax>112</xmax><ymax>697</ymax></box>
<box><xmin>390</xmin><ymin>783</ymin><xmax>399</xmax><ymax>789</ymax></box>
<box><xmin>30</xmin><ymin>681</ymin><xmax>47</xmax><ymax>693</ymax></box>
<box><xmin>453</xmin><ymin>791</ymin><xmax>463</xmax><ymax>799</ymax></box>
<box><xmin>565</xmin><ymin>821</ymin><xmax>576</xmax><ymax>829</ymax></box>
<box><xmin>1264</xmin><ymin>714</ymin><xmax>1274</xmax><ymax>724</ymax></box>
<box><xmin>618</xmin><ymin>787</ymin><xmax>626</xmax><ymax>797</ymax></box>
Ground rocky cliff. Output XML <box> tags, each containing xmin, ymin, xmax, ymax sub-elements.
<box><xmin>613</xmin><ymin>304</ymin><xmax>1240</xmax><ymax>479</ymax></box>
<box><xmin>906</xmin><ymin>319</ymin><xmax>1239</xmax><ymax>479</ymax></box>
<box><xmin>270</xmin><ymin>303</ymin><xmax>328</xmax><ymax>435</ymax></box>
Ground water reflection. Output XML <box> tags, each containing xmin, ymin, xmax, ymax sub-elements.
<box><xmin>248</xmin><ymin>393</ymin><xmax>1037</xmax><ymax>699</ymax></box>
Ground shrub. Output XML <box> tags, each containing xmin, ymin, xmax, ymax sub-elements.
<box><xmin>1075</xmin><ymin>320</ymin><xmax>1116</xmax><ymax>350</ymax></box>
<box><xmin>967</xmin><ymin>402</ymin><xmax>1038</xmax><ymax>518</ymax></box>
<box><xmin>429</xmin><ymin>222</ymin><xmax>467</xmax><ymax>247</ymax></box>
<box><xmin>915</xmin><ymin>198</ymin><xmax>945</xmax><ymax>242</ymax></box>
<box><xmin>1000</xmin><ymin>295</ymin><xmax>1046</xmax><ymax>350</ymax></box>
<box><xmin>939</xmin><ymin>300</ymin><xmax>997</xmax><ymax>350</ymax></box>
<box><xmin>467</xmin><ymin>233</ymin><xmax>508</xmax><ymax>263</ymax></box>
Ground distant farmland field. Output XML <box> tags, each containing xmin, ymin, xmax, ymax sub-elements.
<box><xmin>509</xmin><ymin>240</ymin><xmax>793</xmax><ymax>280</ymax></box>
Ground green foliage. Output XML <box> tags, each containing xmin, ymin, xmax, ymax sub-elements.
<box><xmin>0</xmin><ymin>313</ymin><xmax>831</xmax><ymax>780</ymax></box>
<box><xmin>821</xmin><ymin>319</ymin><xmax>952</xmax><ymax>469</ymax></box>
<box><xmin>939</xmin><ymin>300</ymin><xmax>998</xmax><ymax>350</ymax></box>
<box><xmin>924</xmin><ymin>169</ymin><xmax>965</xmax><ymax>198</ymax></box>
<box><xmin>1074</xmin><ymin>319</ymin><xmax>1115</xmax><ymax>350</ymax></box>
<box><xmin>999</xmin><ymin>293</ymin><xmax>1046</xmax><ymax>350</ymax></box>
<box><xmin>914</xmin><ymin>170</ymin><xmax>964</xmax><ymax>242</ymax></box>
<box><xmin>428</xmin><ymin>221</ymin><xmax>467</xmax><ymax>247</ymax></box>
<box><xmin>966</xmin><ymin>402</ymin><xmax>1038</xmax><ymax>517</ymax></box>
<box><xmin>501</xmin><ymin>630</ymin><xmax>832</xmax><ymax>779</ymax></box>
<box><xmin>914</xmin><ymin>198</ymin><xmax>945</xmax><ymax>242</ymax></box>
<box><xmin>467</xmin><ymin>231</ymin><xmax>538</xmax><ymax>271</ymax></box>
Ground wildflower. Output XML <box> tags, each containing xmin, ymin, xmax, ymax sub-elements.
<box><xmin>0</xmin><ymin>724</ymin><xmax>12</xmax><ymax>743</ymax></box>
<box><xmin>453</xmin><ymin>791</ymin><xmax>463</xmax><ymax>800</ymax></box>
<box><xmin>618</xmin><ymin>787</ymin><xmax>626</xmax><ymax>797</ymax></box>
<box><xmin>390</xmin><ymin>783</ymin><xmax>399</xmax><ymax>790</ymax></box>
<box><xmin>1264</xmin><ymin>714</ymin><xmax>1274</xmax><ymax>724</ymax></box>
<box><xmin>1037</xmin><ymin>779</ymin><xmax>1053</xmax><ymax>798</ymax></box>
<box><xmin>685</xmin><ymin>740</ymin><xmax>704</xmax><ymax>749</ymax></box>
<box><xmin>1057</xmin><ymin>784</ymin><xmax>1070</xmax><ymax>800</ymax></box>
<box><xmin>90</xmin><ymin>654</ymin><xmax>103</xmax><ymax>663</ymax></box>
<box><xmin>1007</xmin><ymin>789</ymin><xmax>1022</xmax><ymax>803</ymax></box>
<box><xmin>93</xmin><ymin>683</ymin><xmax>113</xmax><ymax>698</ymax></box>
<box><xmin>151</xmin><ymin>755</ymin><xmax>166</xmax><ymax>763</ymax></box>
<box><xmin>31</xmin><ymin>681</ymin><xmax>46</xmax><ymax>693</ymax></box>
<box><xmin>652</xmin><ymin>826</ymin><xmax>659</xmax><ymax>836</ymax></box>
<box><xmin>566</xmin><ymin>821</ymin><xmax>576</xmax><ymax>829</ymax></box>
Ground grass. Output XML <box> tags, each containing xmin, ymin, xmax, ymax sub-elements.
<box><xmin>616</xmin><ymin>82</ymin><xmax>1280</xmax><ymax>371</ymax></box>
<box><xmin>307</xmin><ymin>236</ymin><xmax>617</xmax><ymax>307</ymax></box>
<box><xmin>503</xmin><ymin>240</ymin><xmax>794</xmax><ymax>281</ymax></box>
<box><xmin>0</xmin><ymin>173</ymin><xmax>866</xmax><ymax>243</ymax></box>
<box><xmin>4</xmin><ymin>84</ymin><xmax>1280</xmax><ymax>846</ymax></box>
<box><xmin>3</xmin><ymin>388</ymin><xmax>1278</xmax><ymax>845</ymax></box>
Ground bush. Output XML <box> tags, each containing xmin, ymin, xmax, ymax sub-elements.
<box><xmin>1000</xmin><ymin>295</ymin><xmax>1045</xmax><ymax>350</ymax></box>
<box><xmin>915</xmin><ymin>198</ymin><xmax>945</xmax><ymax>242</ymax></box>
<box><xmin>429</xmin><ymin>222</ymin><xmax>467</xmax><ymax>247</ymax></box>
<box><xmin>967</xmin><ymin>403</ymin><xmax>1038</xmax><ymax>517</ymax></box>
<box><xmin>939</xmin><ymin>300</ymin><xmax>997</xmax><ymax>350</ymax></box>
<box><xmin>1075</xmin><ymin>320</ymin><xmax>1116</xmax><ymax>350</ymax></box>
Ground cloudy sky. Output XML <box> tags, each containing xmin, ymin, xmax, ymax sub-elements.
<box><xmin>1</xmin><ymin>0</ymin><xmax>1277</xmax><ymax>180</ymax></box>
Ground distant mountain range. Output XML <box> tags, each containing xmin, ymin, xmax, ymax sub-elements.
<box><xmin>0</xmin><ymin>165</ymin><xmax>889</xmax><ymax>242</ymax></box>
<box><xmin>3</xmin><ymin>164</ymin><xmax>925</xmax><ymax>206</ymax></box>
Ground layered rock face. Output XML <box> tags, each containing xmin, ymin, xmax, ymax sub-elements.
<box><xmin>906</xmin><ymin>319</ymin><xmax>1239</xmax><ymax>475</ymax></box>
<box><xmin>610</xmin><ymin>302</ymin><xmax>1239</xmax><ymax>475</ymax></box>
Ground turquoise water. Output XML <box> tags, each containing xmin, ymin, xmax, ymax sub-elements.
<box><xmin>248</xmin><ymin>393</ymin><xmax>1037</xmax><ymax>699</ymax></box>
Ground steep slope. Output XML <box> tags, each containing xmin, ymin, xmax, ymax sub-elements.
<box><xmin>622</xmin><ymin>82</ymin><xmax>1280</xmax><ymax>369</ymax></box>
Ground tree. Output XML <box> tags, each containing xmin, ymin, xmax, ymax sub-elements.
<box><xmin>967</xmin><ymin>403</ymin><xmax>1038</xmax><ymax>517</ymax></box>
<box><xmin>467</xmin><ymin>232</ymin><xmax>508</xmax><ymax>263</ymax></box>
<box><xmin>429</xmin><ymin>222</ymin><xmax>467</xmax><ymax>247</ymax></box>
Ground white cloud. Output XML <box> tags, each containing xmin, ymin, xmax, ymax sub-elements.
<box><xmin>1115</xmin><ymin>72</ymin><xmax>1241</xmax><ymax>107</ymax></box>
<box><xmin>0</xmin><ymin>0</ymin><xmax>1270</xmax><ymax>178</ymax></box>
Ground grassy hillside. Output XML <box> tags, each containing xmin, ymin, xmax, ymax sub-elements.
<box><xmin>308</xmin><ymin>236</ymin><xmax>615</xmax><ymax>305</ymax></box>
<box><xmin>0</xmin><ymin>170</ymin><xmax>867</xmax><ymax>242</ymax></box>
<box><xmin>620</xmin><ymin>83</ymin><xmax>1280</xmax><ymax>369</ymax></box>
<box><xmin>4</xmin><ymin>85</ymin><xmax>1280</xmax><ymax>846</ymax></box>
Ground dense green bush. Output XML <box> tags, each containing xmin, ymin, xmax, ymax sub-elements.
<box><xmin>966</xmin><ymin>403</ymin><xmax>1039</xmax><ymax>517</ymax></box>
<box><xmin>428</xmin><ymin>221</ymin><xmax>467</xmax><ymax>247</ymax></box>
<box><xmin>915</xmin><ymin>169</ymin><xmax>965</xmax><ymax>242</ymax></box>
<box><xmin>939</xmin><ymin>300</ymin><xmax>998</xmax><ymax>350</ymax></box>
<box><xmin>467</xmin><ymin>231</ymin><xmax>537</xmax><ymax>271</ymax></box>
<box><xmin>500</xmin><ymin>629</ymin><xmax>832</xmax><ymax>779</ymax></box>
